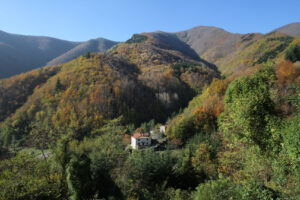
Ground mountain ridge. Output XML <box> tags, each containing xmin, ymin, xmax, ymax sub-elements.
<box><xmin>0</xmin><ymin>30</ymin><xmax>118</xmax><ymax>78</ymax></box>
<box><xmin>272</xmin><ymin>22</ymin><xmax>300</xmax><ymax>37</ymax></box>
<box><xmin>46</xmin><ymin>38</ymin><xmax>118</xmax><ymax>66</ymax></box>
<box><xmin>1</xmin><ymin>22</ymin><xmax>299</xmax><ymax>78</ymax></box>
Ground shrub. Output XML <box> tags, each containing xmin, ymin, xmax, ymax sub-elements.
<box><xmin>193</xmin><ymin>178</ymin><xmax>242</xmax><ymax>200</ymax></box>
<box><xmin>194</xmin><ymin>179</ymin><xmax>282</xmax><ymax>200</ymax></box>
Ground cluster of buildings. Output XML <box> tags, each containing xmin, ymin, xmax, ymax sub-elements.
<box><xmin>130</xmin><ymin>125</ymin><xmax>167</xmax><ymax>150</ymax></box>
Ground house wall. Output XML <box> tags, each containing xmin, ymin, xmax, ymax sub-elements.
<box><xmin>160</xmin><ymin>126</ymin><xmax>166</xmax><ymax>133</ymax></box>
<box><xmin>131</xmin><ymin>137</ymin><xmax>137</xmax><ymax>149</ymax></box>
<box><xmin>131</xmin><ymin>136</ymin><xmax>151</xmax><ymax>149</ymax></box>
<box><xmin>136</xmin><ymin>137</ymin><xmax>151</xmax><ymax>147</ymax></box>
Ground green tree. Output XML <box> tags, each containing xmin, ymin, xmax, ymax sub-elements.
<box><xmin>89</xmin><ymin>150</ymin><xmax>123</xmax><ymax>199</ymax></box>
<box><xmin>1</xmin><ymin>112</ymin><xmax>31</xmax><ymax>147</ymax></box>
<box><xmin>53</xmin><ymin>136</ymin><xmax>71</xmax><ymax>198</ymax></box>
<box><xmin>65</xmin><ymin>127</ymin><xmax>126</xmax><ymax>199</ymax></box>
<box><xmin>140</xmin><ymin>119</ymin><xmax>155</xmax><ymax>132</ymax></box>
<box><xmin>167</xmin><ymin>114</ymin><xmax>196</xmax><ymax>143</ymax></box>
<box><xmin>124</xmin><ymin>149</ymin><xmax>173</xmax><ymax>196</ymax></box>
<box><xmin>193</xmin><ymin>178</ymin><xmax>242</xmax><ymax>200</ymax></box>
<box><xmin>241</xmin><ymin>182</ymin><xmax>282</xmax><ymax>200</ymax></box>
<box><xmin>171</xmin><ymin>147</ymin><xmax>200</xmax><ymax>189</ymax></box>
<box><xmin>54</xmin><ymin>78</ymin><xmax>63</xmax><ymax>93</ymax></box>
<box><xmin>0</xmin><ymin>152</ymin><xmax>60</xmax><ymax>200</ymax></box>
<box><xmin>218</xmin><ymin>67</ymin><xmax>280</xmax><ymax>153</ymax></box>
<box><xmin>193</xmin><ymin>179</ymin><xmax>282</xmax><ymax>200</ymax></box>
<box><xmin>285</xmin><ymin>44</ymin><xmax>300</xmax><ymax>63</ymax></box>
<box><xmin>272</xmin><ymin>104</ymin><xmax>300</xmax><ymax>197</ymax></box>
<box><xmin>67</xmin><ymin>154</ymin><xmax>94</xmax><ymax>200</ymax></box>
<box><xmin>83</xmin><ymin>52</ymin><xmax>91</xmax><ymax>59</ymax></box>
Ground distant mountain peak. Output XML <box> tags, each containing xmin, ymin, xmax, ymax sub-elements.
<box><xmin>1</xmin><ymin>22</ymin><xmax>299</xmax><ymax>78</ymax></box>
<box><xmin>0</xmin><ymin>30</ymin><xmax>118</xmax><ymax>78</ymax></box>
<box><xmin>273</xmin><ymin>22</ymin><xmax>300</xmax><ymax>36</ymax></box>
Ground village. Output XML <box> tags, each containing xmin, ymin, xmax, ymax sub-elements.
<box><xmin>130</xmin><ymin>125</ymin><xmax>168</xmax><ymax>150</ymax></box>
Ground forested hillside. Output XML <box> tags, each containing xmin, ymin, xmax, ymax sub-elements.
<box><xmin>0</xmin><ymin>24</ymin><xmax>300</xmax><ymax>200</ymax></box>
<box><xmin>0</xmin><ymin>33</ymin><xmax>218</xmax><ymax>146</ymax></box>
<box><xmin>217</xmin><ymin>32</ymin><xmax>297</xmax><ymax>74</ymax></box>
<box><xmin>0</xmin><ymin>66</ymin><xmax>60</xmax><ymax>121</ymax></box>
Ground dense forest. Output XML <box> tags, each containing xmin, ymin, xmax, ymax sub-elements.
<box><xmin>0</xmin><ymin>28</ymin><xmax>300</xmax><ymax>200</ymax></box>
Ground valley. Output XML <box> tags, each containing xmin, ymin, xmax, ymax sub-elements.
<box><xmin>0</xmin><ymin>22</ymin><xmax>300</xmax><ymax>200</ymax></box>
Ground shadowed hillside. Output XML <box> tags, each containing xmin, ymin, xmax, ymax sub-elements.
<box><xmin>0</xmin><ymin>30</ymin><xmax>79</xmax><ymax>78</ymax></box>
<box><xmin>46</xmin><ymin>38</ymin><xmax>118</xmax><ymax>66</ymax></box>
<box><xmin>0</xmin><ymin>30</ymin><xmax>117</xmax><ymax>78</ymax></box>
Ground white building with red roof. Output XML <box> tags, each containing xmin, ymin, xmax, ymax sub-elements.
<box><xmin>131</xmin><ymin>132</ymin><xmax>151</xmax><ymax>149</ymax></box>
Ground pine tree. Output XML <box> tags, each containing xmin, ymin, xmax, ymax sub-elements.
<box><xmin>55</xmin><ymin>78</ymin><xmax>62</xmax><ymax>93</ymax></box>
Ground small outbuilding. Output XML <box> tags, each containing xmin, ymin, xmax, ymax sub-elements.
<box><xmin>159</xmin><ymin>125</ymin><xmax>167</xmax><ymax>134</ymax></box>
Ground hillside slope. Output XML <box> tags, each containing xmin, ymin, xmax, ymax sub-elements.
<box><xmin>173</xmin><ymin>25</ymin><xmax>299</xmax><ymax>75</ymax></box>
<box><xmin>2</xmin><ymin>23</ymin><xmax>299</xmax><ymax>78</ymax></box>
<box><xmin>175</xmin><ymin>26</ymin><xmax>263</xmax><ymax>64</ymax></box>
<box><xmin>0</xmin><ymin>66</ymin><xmax>60</xmax><ymax>121</ymax></box>
<box><xmin>0</xmin><ymin>30</ymin><xmax>78</xmax><ymax>78</ymax></box>
<box><xmin>46</xmin><ymin>38</ymin><xmax>118</xmax><ymax>66</ymax></box>
<box><xmin>273</xmin><ymin>22</ymin><xmax>300</xmax><ymax>36</ymax></box>
<box><xmin>217</xmin><ymin>32</ymin><xmax>297</xmax><ymax>75</ymax></box>
<box><xmin>0</xmin><ymin>30</ymin><xmax>117</xmax><ymax>78</ymax></box>
<box><xmin>0</xmin><ymin>34</ymin><xmax>219</xmax><ymax>146</ymax></box>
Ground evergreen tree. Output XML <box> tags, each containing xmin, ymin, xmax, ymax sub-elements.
<box><xmin>54</xmin><ymin>78</ymin><xmax>62</xmax><ymax>93</ymax></box>
<box><xmin>285</xmin><ymin>44</ymin><xmax>300</xmax><ymax>63</ymax></box>
<box><xmin>67</xmin><ymin>154</ymin><xmax>94</xmax><ymax>200</ymax></box>
<box><xmin>83</xmin><ymin>52</ymin><xmax>91</xmax><ymax>59</ymax></box>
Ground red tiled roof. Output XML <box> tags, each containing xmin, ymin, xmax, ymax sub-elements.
<box><xmin>132</xmin><ymin>133</ymin><xmax>149</xmax><ymax>139</ymax></box>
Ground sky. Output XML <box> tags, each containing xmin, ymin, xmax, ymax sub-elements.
<box><xmin>0</xmin><ymin>0</ymin><xmax>299</xmax><ymax>42</ymax></box>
